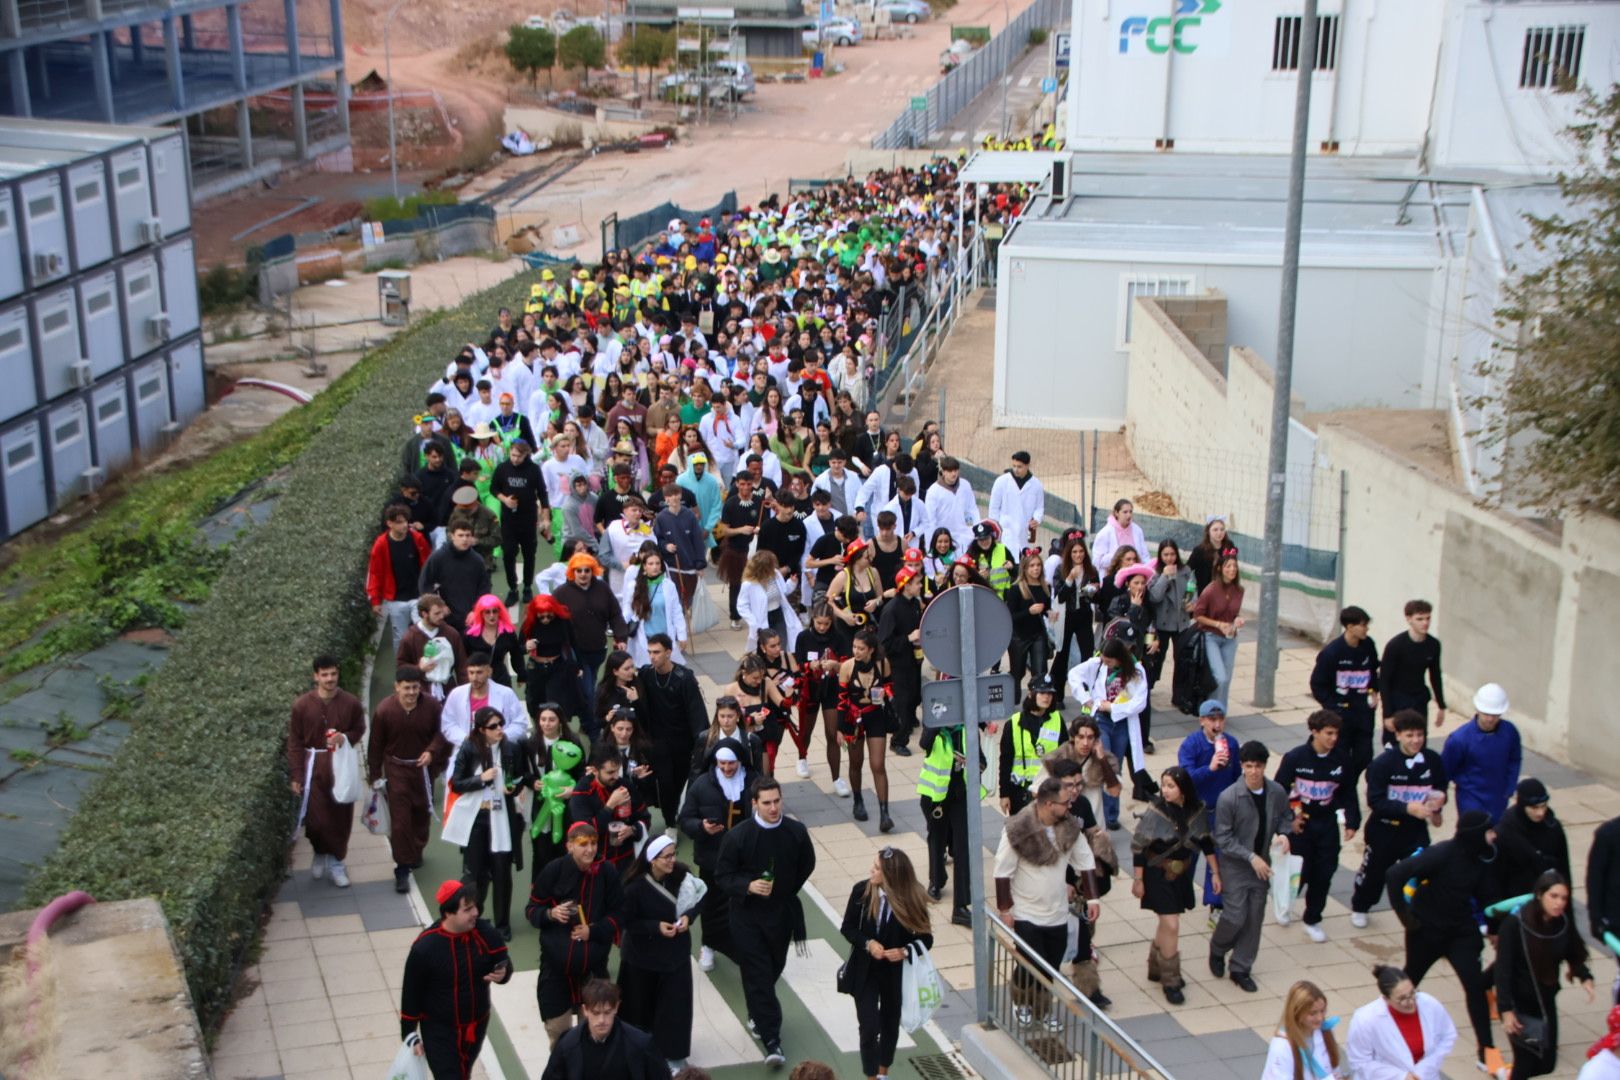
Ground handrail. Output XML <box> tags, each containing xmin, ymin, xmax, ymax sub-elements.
<box><xmin>869</xmin><ymin>239</ymin><xmax>980</xmax><ymax>419</ymax></box>
<box><xmin>984</xmin><ymin>902</ymin><xmax>1176</xmax><ymax>1079</ymax></box>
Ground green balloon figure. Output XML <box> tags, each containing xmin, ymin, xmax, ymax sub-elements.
<box><xmin>531</xmin><ymin>740</ymin><xmax>584</xmax><ymax>843</ymax></box>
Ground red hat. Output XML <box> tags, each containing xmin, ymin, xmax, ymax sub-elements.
<box><xmin>903</xmin><ymin>547</ymin><xmax>924</xmax><ymax>562</ymax></box>
<box><xmin>895</xmin><ymin>568</ymin><xmax>917</xmax><ymax>589</ymax></box>
<box><xmin>435</xmin><ymin>880</ymin><xmax>463</xmax><ymax>907</ymax></box>
<box><xmin>567</xmin><ymin>821</ymin><xmax>599</xmax><ymax>843</ymax></box>
<box><xmin>843</xmin><ymin>538</ymin><xmax>870</xmax><ymax>564</ymax></box>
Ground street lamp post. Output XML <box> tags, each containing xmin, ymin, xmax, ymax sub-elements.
<box><xmin>384</xmin><ymin>0</ymin><xmax>409</xmax><ymax>202</ymax></box>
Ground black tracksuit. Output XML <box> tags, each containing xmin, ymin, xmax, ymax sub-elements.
<box><xmin>1309</xmin><ymin>634</ymin><xmax>1380</xmax><ymax>784</ymax></box>
<box><xmin>1274</xmin><ymin>741</ymin><xmax>1361</xmax><ymax>926</ymax></box>
<box><xmin>876</xmin><ymin>592</ymin><xmax>923</xmax><ymax>747</ymax></box>
<box><xmin>1351</xmin><ymin>746</ymin><xmax>1447</xmax><ymax>914</ymax></box>
<box><xmin>490</xmin><ymin>458</ymin><xmax>547</xmax><ymax>594</ymax></box>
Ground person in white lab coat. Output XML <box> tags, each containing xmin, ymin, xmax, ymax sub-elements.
<box><xmin>1345</xmin><ymin>965</ymin><xmax>1459</xmax><ymax>1080</ymax></box>
<box><xmin>737</xmin><ymin>550</ymin><xmax>803</xmax><ymax>653</ymax></box>
<box><xmin>1261</xmin><ymin>981</ymin><xmax>1345</xmax><ymax>1080</ymax></box>
<box><xmin>924</xmin><ymin>455</ymin><xmax>978</xmax><ymax>555</ymax></box>
<box><xmin>1090</xmin><ymin>498</ymin><xmax>1149</xmax><ymax>575</ymax></box>
<box><xmin>987</xmin><ymin>450</ymin><xmax>1045</xmax><ymax>552</ymax></box>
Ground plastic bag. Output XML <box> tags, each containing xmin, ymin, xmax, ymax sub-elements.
<box><xmin>1270</xmin><ymin>844</ymin><xmax>1304</xmax><ymax>924</ymax></box>
<box><xmin>687</xmin><ymin>575</ymin><xmax>719</xmax><ymax>634</ymax></box>
<box><xmin>899</xmin><ymin>942</ymin><xmax>945</xmax><ymax>1032</ymax></box>
<box><xmin>363</xmin><ymin>781</ymin><xmax>391</xmax><ymax>836</ymax></box>
<box><xmin>441</xmin><ymin>791</ymin><xmax>480</xmax><ymax>847</ymax></box>
<box><xmin>331</xmin><ymin>737</ymin><xmax>366</xmax><ymax>805</ymax></box>
<box><xmin>386</xmin><ymin>1033</ymin><xmax>429</xmax><ymax>1080</ymax></box>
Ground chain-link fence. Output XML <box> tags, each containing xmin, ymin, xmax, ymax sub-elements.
<box><xmin>871</xmin><ymin>0</ymin><xmax>1065</xmax><ymax>149</ymax></box>
<box><xmin>600</xmin><ymin>192</ymin><xmax>740</xmax><ymax>255</ymax></box>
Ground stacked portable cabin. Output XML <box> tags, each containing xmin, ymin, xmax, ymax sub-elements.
<box><xmin>0</xmin><ymin>117</ymin><xmax>202</xmax><ymax>543</ymax></box>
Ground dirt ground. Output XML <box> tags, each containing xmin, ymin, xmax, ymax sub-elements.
<box><xmin>1305</xmin><ymin>407</ymin><xmax>1460</xmax><ymax>485</ymax></box>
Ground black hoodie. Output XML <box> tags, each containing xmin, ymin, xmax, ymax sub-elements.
<box><xmin>1386</xmin><ymin>810</ymin><xmax>1502</xmax><ymax>932</ymax></box>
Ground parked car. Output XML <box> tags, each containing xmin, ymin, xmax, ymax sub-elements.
<box><xmin>877</xmin><ymin>0</ymin><xmax>930</xmax><ymax>23</ymax></box>
<box><xmin>713</xmin><ymin>59</ymin><xmax>756</xmax><ymax>98</ymax></box>
<box><xmin>657</xmin><ymin>62</ymin><xmax>754</xmax><ymax>103</ymax></box>
<box><xmin>803</xmin><ymin>16</ymin><xmax>863</xmax><ymax>47</ymax></box>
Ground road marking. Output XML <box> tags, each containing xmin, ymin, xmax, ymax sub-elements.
<box><xmin>784</xmin><ymin>938</ymin><xmax>917</xmax><ymax>1054</ymax></box>
<box><xmin>1018</xmin><ymin>75</ymin><xmax>1033</xmax><ymax>88</ymax></box>
<box><xmin>951</xmin><ymin>131</ymin><xmax>967</xmax><ymax>142</ymax></box>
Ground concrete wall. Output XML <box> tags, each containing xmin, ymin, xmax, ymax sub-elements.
<box><xmin>504</xmin><ymin>105</ymin><xmax>663</xmax><ymax>147</ymax></box>
<box><xmin>994</xmin><ymin>247</ymin><xmax>1437</xmax><ymax>426</ymax></box>
<box><xmin>1318</xmin><ymin>421</ymin><xmax>1620</xmax><ymax>781</ymax></box>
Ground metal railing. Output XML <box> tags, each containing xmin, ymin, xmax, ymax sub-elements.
<box><xmin>869</xmin><ymin>238</ymin><xmax>980</xmax><ymax>419</ymax></box>
<box><xmin>871</xmin><ymin>0</ymin><xmax>1065</xmax><ymax>149</ymax></box>
<box><xmin>987</xmin><ymin>907</ymin><xmax>1176</xmax><ymax>1080</ymax></box>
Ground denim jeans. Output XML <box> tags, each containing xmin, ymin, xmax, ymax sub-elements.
<box><xmin>1096</xmin><ymin>715</ymin><xmax>1130</xmax><ymax>826</ymax></box>
<box><xmin>380</xmin><ymin>600</ymin><xmax>415</xmax><ymax>650</ymax></box>
<box><xmin>1204</xmin><ymin>631</ymin><xmax>1239</xmax><ymax>710</ymax></box>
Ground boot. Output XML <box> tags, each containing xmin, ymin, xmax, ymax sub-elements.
<box><xmin>1070</xmin><ymin>957</ymin><xmax>1100</xmax><ymax>997</ymax></box>
<box><xmin>879</xmin><ymin>800</ymin><xmax>894</xmax><ymax>833</ymax></box>
<box><xmin>1160</xmin><ymin>949</ymin><xmax>1185</xmax><ymax>1006</ymax></box>
<box><xmin>1131</xmin><ymin>768</ymin><xmax>1159</xmax><ymax>802</ymax></box>
<box><xmin>852</xmin><ymin>795</ymin><xmax>869</xmax><ymax>822</ymax></box>
<box><xmin>1146</xmin><ymin>944</ymin><xmax>1162</xmax><ymax>984</ymax></box>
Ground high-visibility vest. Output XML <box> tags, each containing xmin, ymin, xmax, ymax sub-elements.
<box><xmin>1008</xmin><ymin>710</ymin><xmax>1064</xmax><ymax>785</ymax></box>
<box><xmin>918</xmin><ymin>728</ymin><xmax>960</xmax><ymax>803</ymax></box>
<box><xmin>976</xmin><ymin>543</ymin><xmax>1014</xmax><ymax>596</ymax></box>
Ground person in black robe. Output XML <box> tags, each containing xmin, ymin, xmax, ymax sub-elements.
<box><xmin>876</xmin><ymin>568</ymin><xmax>924</xmax><ymax>755</ymax></box>
<box><xmin>617</xmin><ymin>836</ymin><xmax>701</xmax><ymax>1069</ymax></box>
<box><xmin>526</xmin><ymin>821</ymin><xmax>626</xmax><ymax>1047</ymax></box>
<box><xmin>538</xmin><ymin>978</ymin><xmax>669</xmax><ymax>1080</ymax></box>
<box><xmin>399</xmin><ymin>881</ymin><xmax>512</xmax><ymax>1080</ymax></box>
<box><xmin>678</xmin><ymin>737</ymin><xmax>750</xmax><ymax>969</ymax></box>
<box><xmin>567</xmin><ymin>744</ymin><xmax>651</xmax><ymax>871</ymax></box>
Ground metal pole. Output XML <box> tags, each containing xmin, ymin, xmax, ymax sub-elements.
<box><xmin>1253</xmin><ymin>0</ymin><xmax>1317</xmax><ymax>709</ymax></box>
<box><xmin>960</xmin><ymin>590</ymin><xmax>990</xmax><ymax>1024</ymax></box>
<box><xmin>1335</xmin><ymin>469</ymin><xmax>1348</xmax><ymax>612</ymax></box>
<box><xmin>1089</xmin><ymin>429</ymin><xmax>1098</xmax><ymax>533</ymax></box>
<box><xmin>1079</xmin><ymin>429</ymin><xmax>1086</xmax><ymax>527</ymax></box>
<box><xmin>384</xmin><ymin>0</ymin><xmax>408</xmax><ymax>202</ymax></box>
<box><xmin>999</xmin><ymin>0</ymin><xmax>1010</xmax><ymax>140</ymax></box>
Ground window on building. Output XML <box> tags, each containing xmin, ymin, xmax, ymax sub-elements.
<box><xmin>1272</xmin><ymin>14</ymin><xmax>1339</xmax><ymax>72</ymax></box>
<box><xmin>1117</xmin><ymin>274</ymin><xmax>1196</xmax><ymax>349</ymax></box>
<box><xmin>1520</xmin><ymin>25</ymin><xmax>1584</xmax><ymax>90</ymax></box>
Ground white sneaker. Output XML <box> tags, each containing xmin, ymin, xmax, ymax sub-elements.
<box><xmin>1350</xmin><ymin>911</ymin><xmax>1369</xmax><ymax>929</ymax></box>
<box><xmin>1304</xmin><ymin>923</ymin><xmax>1327</xmax><ymax>944</ymax></box>
<box><xmin>329</xmin><ymin>861</ymin><xmax>351</xmax><ymax>888</ymax></box>
<box><xmin>1275</xmin><ymin>911</ymin><xmax>1292</xmax><ymax>926</ymax></box>
<box><xmin>796</xmin><ymin>758</ymin><xmax>811</xmax><ymax>778</ymax></box>
<box><xmin>699</xmin><ymin>946</ymin><xmax>715</xmax><ymax>972</ymax></box>
<box><xmin>834</xmin><ymin>777</ymin><xmax>852</xmax><ymax>798</ymax></box>
<box><xmin>310</xmin><ymin>853</ymin><xmax>328</xmax><ymax>879</ymax></box>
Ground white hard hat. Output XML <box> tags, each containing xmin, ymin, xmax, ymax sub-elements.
<box><xmin>1473</xmin><ymin>683</ymin><xmax>1510</xmax><ymax>715</ymax></box>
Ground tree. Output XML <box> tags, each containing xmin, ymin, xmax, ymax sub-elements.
<box><xmin>559</xmin><ymin>25</ymin><xmax>607</xmax><ymax>86</ymax></box>
<box><xmin>1481</xmin><ymin>88</ymin><xmax>1620</xmax><ymax>516</ymax></box>
<box><xmin>616</xmin><ymin>27</ymin><xmax>675</xmax><ymax>89</ymax></box>
<box><xmin>505</xmin><ymin>24</ymin><xmax>556</xmax><ymax>90</ymax></box>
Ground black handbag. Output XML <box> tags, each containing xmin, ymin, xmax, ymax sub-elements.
<box><xmin>1511</xmin><ymin>918</ymin><xmax>1552</xmax><ymax>1056</ymax></box>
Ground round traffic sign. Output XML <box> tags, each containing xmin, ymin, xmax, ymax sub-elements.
<box><xmin>918</xmin><ymin>584</ymin><xmax>1013</xmax><ymax>674</ymax></box>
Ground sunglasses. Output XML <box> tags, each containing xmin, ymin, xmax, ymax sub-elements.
<box><xmin>479</xmin><ymin>722</ymin><xmax>503</xmax><ymax>731</ymax></box>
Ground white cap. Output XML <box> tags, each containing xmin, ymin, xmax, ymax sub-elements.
<box><xmin>1473</xmin><ymin>683</ymin><xmax>1510</xmax><ymax>715</ymax></box>
<box><xmin>715</xmin><ymin>746</ymin><xmax>739</xmax><ymax>763</ymax></box>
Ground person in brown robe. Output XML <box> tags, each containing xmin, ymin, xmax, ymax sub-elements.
<box><xmin>397</xmin><ymin>593</ymin><xmax>469</xmax><ymax>700</ymax></box>
<box><xmin>369</xmin><ymin>667</ymin><xmax>450</xmax><ymax>892</ymax></box>
<box><xmin>288</xmin><ymin>654</ymin><xmax>368</xmax><ymax>887</ymax></box>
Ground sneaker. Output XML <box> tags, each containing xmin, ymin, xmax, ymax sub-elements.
<box><xmin>1143</xmin><ymin>739</ymin><xmax>1156</xmax><ymax>754</ymax></box>
<box><xmin>764</xmin><ymin>1042</ymin><xmax>785</xmax><ymax>1067</ymax></box>
<box><xmin>1275</xmin><ymin>910</ymin><xmax>1292</xmax><ymax>926</ymax></box>
<box><xmin>1350</xmin><ymin>911</ymin><xmax>1369</xmax><ymax>929</ymax></box>
<box><xmin>667</xmin><ymin>1060</ymin><xmax>687</xmax><ymax>1075</ymax></box>
<box><xmin>747</xmin><ymin>1019</ymin><xmax>758</xmax><ymax>1040</ymax></box>
<box><xmin>927</xmin><ymin>884</ymin><xmax>943</xmax><ymax>902</ymax></box>
<box><xmin>521</xmin><ymin>588</ymin><xmax>533</xmax><ymax>604</ymax></box>
<box><xmin>1304</xmin><ymin>923</ymin><xmax>1327</xmax><ymax>944</ymax></box>
<box><xmin>329</xmin><ymin>861</ymin><xmax>351</xmax><ymax>888</ymax></box>
<box><xmin>1208</xmin><ymin>951</ymin><xmax>1226</xmax><ymax>978</ymax></box>
<box><xmin>1479</xmin><ymin>1046</ymin><xmax>1510</xmax><ymax>1080</ymax></box>
<box><xmin>1207</xmin><ymin>907</ymin><xmax>1222</xmax><ymax>932</ymax></box>
<box><xmin>730</xmin><ymin>618</ymin><xmax>743</xmax><ymax>630</ymax></box>
<box><xmin>1106</xmin><ymin>820</ymin><xmax>1121</xmax><ymax>832</ymax></box>
<box><xmin>1231</xmin><ymin>972</ymin><xmax>1258</xmax><ymax>993</ymax></box>
<box><xmin>699</xmin><ymin>946</ymin><xmax>715</xmax><ymax>972</ymax></box>
<box><xmin>796</xmin><ymin>758</ymin><xmax>811</xmax><ymax>778</ymax></box>
<box><xmin>1043</xmin><ymin>1008</ymin><xmax>1065</xmax><ymax>1032</ymax></box>
<box><xmin>311</xmin><ymin>853</ymin><xmax>328</xmax><ymax>880</ymax></box>
<box><xmin>497</xmin><ymin>925</ymin><xmax>513</xmax><ymax>942</ymax></box>
<box><xmin>1015</xmin><ymin>1005</ymin><xmax>1034</xmax><ymax>1028</ymax></box>
<box><xmin>833</xmin><ymin>777</ymin><xmax>852</xmax><ymax>798</ymax></box>
<box><xmin>1089</xmin><ymin>990</ymin><xmax>1112</xmax><ymax>1011</ymax></box>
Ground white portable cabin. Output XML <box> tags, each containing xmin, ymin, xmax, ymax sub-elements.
<box><xmin>0</xmin><ymin>187</ymin><xmax>21</xmax><ymax>302</ymax></box>
<box><xmin>88</xmin><ymin>373</ymin><xmax>132</xmax><ymax>477</ymax></box>
<box><xmin>0</xmin><ymin>119</ymin><xmax>176</xmax><ymax>254</ymax></box>
<box><xmin>167</xmin><ymin>337</ymin><xmax>204</xmax><ymax>427</ymax></box>
<box><xmin>44</xmin><ymin>395</ymin><xmax>91</xmax><ymax>508</ymax></box>
<box><xmin>0</xmin><ymin>158</ymin><xmax>70</xmax><ymax>290</ymax></box>
<box><xmin>0</xmin><ymin>417</ymin><xmax>47</xmax><ymax>540</ymax></box>
<box><xmin>159</xmin><ymin>237</ymin><xmax>198</xmax><ymax>339</ymax></box>
<box><xmin>0</xmin><ymin>303</ymin><xmax>35</xmax><ymax>424</ymax></box>
<box><xmin>32</xmin><ymin>283</ymin><xmax>84</xmax><ymax>402</ymax></box>
<box><xmin>0</xmin><ymin>147</ymin><xmax>113</xmax><ymax>273</ymax></box>
<box><xmin>128</xmin><ymin>356</ymin><xmax>172</xmax><ymax>452</ymax></box>
<box><xmin>77</xmin><ymin>268</ymin><xmax>121</xmax><ymax>380</ymax></box>
<box><xmin>118</xmin><ymin>252</ymin><xmax>167</xmax><ymax>360</ymax></box>
<box><xmin>147</xmin><ymin>133</ymin><xmax>190</xmax><ymax>238</ymax></box>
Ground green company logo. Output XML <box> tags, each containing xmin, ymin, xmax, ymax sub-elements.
<box><xmin>1119</xmin><ymin>0</ymin><xmax>1222</xmax><ymax>54</ymax></box>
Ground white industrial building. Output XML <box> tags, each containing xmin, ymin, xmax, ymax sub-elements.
<box><xmin>993</xmin><ymin>0</ymin><xmax>1616</xmax><ymax>493</ymax></box>
<box><xmin>0</xmin><ymin>117</ymin><xmax>202</xmax><ymax>543</ymax></box>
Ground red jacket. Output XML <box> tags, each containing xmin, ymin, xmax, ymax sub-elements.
<box><xmin>367</xmin><ymin>530</ymin><xmax>431</xmax><ymax>606</ymax></box>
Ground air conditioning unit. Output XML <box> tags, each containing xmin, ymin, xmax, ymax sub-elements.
<box><xmin>160</xmin><ymin>421</ymin><xmax>180</xmax><ymax>438</ymax></box>
<box><xmin>80</xmin><ymin>466</ymin><xmax>106</xmax><ymax>495</ymax></box>
<box><xmin>67</xmin><ymin>360</ymin><xmax>93</xmax><ymax>389</ymax></box>
<box><xmin>146</xmin><ymin>313</ymin><xmax>171</xmax><ymax>345</ymax></box>
<box><xmin>32</xmin><ymin>251</ymin><xmax>66</xmax><ymax>277</ymax></box>
<box><xmin>136</xmin><ymin>219</ymin><xmax>163</xmax><ymax>246</ymax></box>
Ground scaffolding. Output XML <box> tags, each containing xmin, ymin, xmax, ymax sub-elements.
<box><xmin>672</xmin><ymin>6</ymin><xmax>740</xmax><ymax>125</ymax></box>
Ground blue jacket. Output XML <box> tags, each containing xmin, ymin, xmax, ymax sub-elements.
<box><xmin>1440</xmin><ymin>716</ymin><xmax>1522</xmax><ymax>825</ymax></box>
<box><xmin>1178</xmin><ymin>730</ymin><xmax>1241</xmax><ymax>818</ymax></box>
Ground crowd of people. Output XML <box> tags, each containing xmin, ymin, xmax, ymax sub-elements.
<box><xmin>282</xmin><ymin>163</ymin><xmax>1620</xmax><ymax>1080</ymax></box>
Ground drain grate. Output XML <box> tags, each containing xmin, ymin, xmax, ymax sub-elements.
<box><xmin>910</xmin><ymin>1051</ymin><xmax>973</xmax><ymax>1079</ymax></box>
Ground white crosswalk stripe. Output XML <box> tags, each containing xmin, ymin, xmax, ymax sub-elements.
<box><xmin>783</xmin><ymin>938</ymin><xmax>918</xmax><ymax>1054</ymax></box>
<box><xmin>1019</xmin><ymin>75</ymin><xmax>1033</xmax><ymax>88</ymax></box>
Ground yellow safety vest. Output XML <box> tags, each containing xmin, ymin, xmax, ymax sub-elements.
<box><xmin>1008</xmin><ymin>710</ymin><xmax>1063</xmax><ymax>785</ymax></box>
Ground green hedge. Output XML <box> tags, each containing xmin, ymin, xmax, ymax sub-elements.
<box><xmin>23</xmin><ymin>270</ymin><xmax>540</xmax><ymax>1028</ymax></box>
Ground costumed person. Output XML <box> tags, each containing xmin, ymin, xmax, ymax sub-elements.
<box><xmin>715</xmin><ymin>777</ymin><xmax>818</xmax><ymax>1068</ymax></box>
<box><xmin>1131</xmin><ymin>765</ymin><xmax>1216</xmax><ymax>1006</ymax></box>
<box><xmin>1578</xmin><ymin>1007</ymin><xmax>1620</xmax><ymax>1080</ymax></box>
<box><xmin>539</xmin><ymin>978</ymin><xmax>670</xmax><ymax>1080</ymax></box>
<box><xmin>838</xmin><ymin>628</ymin><xmax>897</xmax><ymax>831</ymax></box>
<box><xmin>1209</xmin><ymin>741</ymin><xmax>1293</xmax><ymax>994</ymax></box>
<box><xmin>1274</xmin><ymin>709</ymin><xmax>1361</xmax><ymax>941</ymax></box>
<box><xmin>1345</xmin><ymin>964</ymin><xmax>1459</xmax><ymax>1080</ymax></box>
<box><xmin>636</xmin><ymin>633</ymin><xmax>709</xmax><ymax>833</ymax></box>
<box><xmin>1260</xmin><ymin>981</ymin><xmax>1344</xmax><ymax>1080</ymax></box>
<box><xmin>794</xmin><ymin>603</ymin><xmax>846</xmax><ymax>789</ymax></box>
<box><xmin>527</xmin><ymin>702</ymin><xmax>587</xmax><ymax>886</ymax></box>
<box><xmin>1494</xmin><ymin>870</ymin><xmax>1595</xmax><ymax>1080</ymax></box>
<box><xmin>1066</xmin><ymin>639</ymin><xmax>1153</xmax><ymax>823</ymax></box>
<box><xmin>998</xmin><ymin>676</ymin><xmax>1065</xmax><ymax>817</ymax></box>
<box><xmin>526</xmin><ymin>821</ymin><xmax>625</xmax><ymax>1047</ymax></box>
<box><xmin>618</xmin><ymin>835</ymin><xmax>705</xmax><ymax>1073</ymax></box>
<box><xmin>446</xmin><ymin>705</ymin><xmax>532</xmax><ymax>939</ymax></box>
<box><xmin>288</xmin><ymin>654</ymin><xmax>367</xmax><ymax>889</ymax></box>
<box><xmin>919</xmin><ymin>718</ymin><xmax>978</xmax><ymax>928</ymax></box>
<box><xmin>875</xmin><ymin>567</ymin><xmax>925</xmax><ymax>756</ymax></box>
<box><xmin>569</xmin><ymin>743</ymin><xmax>651</xmax><ymax>871</ymax></box>
<box><xmin>679</xmin><ymin>737</ymin><xmax>751</xmax><ymax>972</ymax></box>
<box><xmin>521</xmin><ymin>593</ymin><xmax>580</xmax><ymax>724</ymax></box>
<box><xmin>368</xmin><ymin>667</ymin><xmax>448</xmax><ymax>893</ymax></box>
<box><xmin>399</xmin><ymin>880</ymin><xmax>512</xmax><ymax>1080</ymax></box>
<box><xmin>839</xmin><ymin>848</ymin><xmax>934</xmax><ymax>1080</ymax></box>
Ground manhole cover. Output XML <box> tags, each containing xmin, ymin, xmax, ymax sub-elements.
<box><xmin>910</xmin><ymin>1051</ymin><xmax>972</xmax><ymax>1079</ymax></box>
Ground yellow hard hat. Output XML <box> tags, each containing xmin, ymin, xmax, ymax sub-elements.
<box><xmin>715</xmin><ymin>253</ymin><xmax>728</xmax><ymax>264</ymax></box>
<box><xmin>684</xmin><ymin>256</ymin><xmax>698</xmax><ymax>271</ymax></box>
<box><xmin>541</xmin><ymin>270</ymin><xmax>555</xmax><ymax>281</ymax></box>
<box><xmin>577</xmin><ymin>269</ymin><xmax>590</xmax><ymax>280</ymax></box>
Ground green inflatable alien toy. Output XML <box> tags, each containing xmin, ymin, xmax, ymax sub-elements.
<box><xmin>531</xmin><ymin>740</ymin><xmax>584</xmax><ymax>843</ymax></box>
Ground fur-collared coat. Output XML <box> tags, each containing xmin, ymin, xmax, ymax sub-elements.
<box><xmin>992</xmin><ymin>803</ymin><xmax>1096</xmax><ymax>926</ymax></box>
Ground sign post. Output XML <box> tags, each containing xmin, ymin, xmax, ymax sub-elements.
<box><xmin>919</xmin><ymin>584</ymin><xmax>1014</xmax><ymax>1025</ymax></box>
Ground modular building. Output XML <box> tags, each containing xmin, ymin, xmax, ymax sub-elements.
<box><xmin>0</xmin><ymin>117</ymin><xmax>202</xmax><ymax>544</ymax></box>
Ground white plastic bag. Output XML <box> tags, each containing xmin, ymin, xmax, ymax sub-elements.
<box><xmin>687</xmin><ymin>574</ymin><xmax>719</xmax><ymax>634</ymax></box>
<box><xmin>899</xmin><ymin>942</ymin><xmax>945</xmax><ymax>1032</ymax></box>
<box><xmin>386</xmin><ymin>1033</ymin><xmax>429</xmax><ymax>1080</ymax></box>
<box><xmin>363</xmin><ymin>781</ymin><xmax>391</xmax><ymax>836</ymax></box>
<box><xmin>1269</xmin><ymin>845</ymin><xmax>1304</xmax><ymax>924</ymax></box>
<box><xmin>331</xmin><ymin>737</ymin><xmax>366</xmax><ymax>805</ymax></box>
<box><xmin>441</xmin><ymin>791</ymin><xmax>480</xmax><ymax>847</ymax></box>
